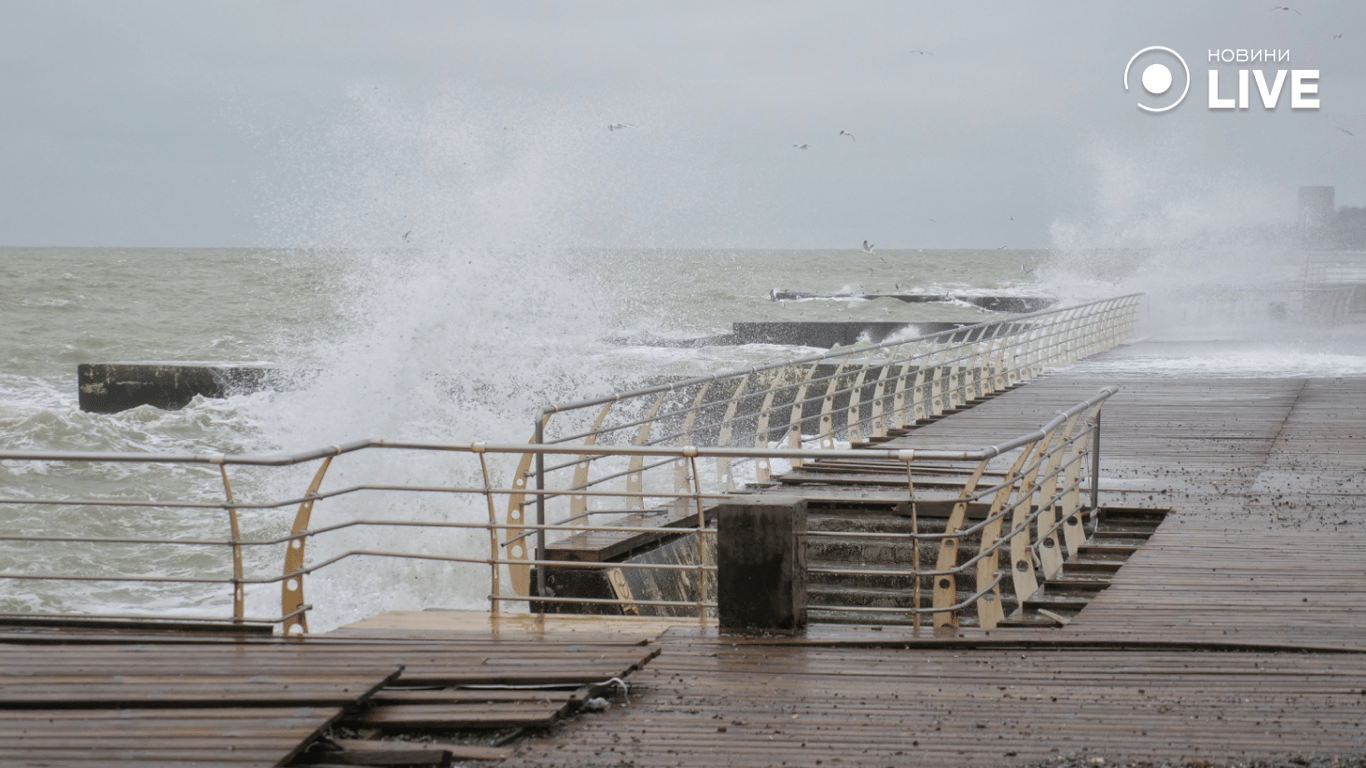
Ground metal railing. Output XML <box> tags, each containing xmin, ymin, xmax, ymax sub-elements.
<box><xmin>0</xmin><ymin>387</ymin><xmax>1115</xmax><ymax>633</ymax></box>
<box><xmin>0</xmin><ymin>295</ymin><xmax>1140</xmax><ymax>633</ymax></box>
<box><xmin>1303</xmin><ymin>250</ymin><xmax>1366</xmax><ymax>285</ymax></box>
<box><xmin>514</xmin><ymin>295</ymin><xmax>1141</xmax><ymax>595</ymax></box>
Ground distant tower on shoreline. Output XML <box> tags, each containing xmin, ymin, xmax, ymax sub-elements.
<box><xmin>1299</xmin><ymin>186</ymin><xmax>1335</xmax><ymax>228</ymax></box>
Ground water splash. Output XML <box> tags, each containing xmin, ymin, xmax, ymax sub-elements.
<box><xmin>1042</xmin><ymin>138</ymin><xmax>1338</xmax><ymax>344</ymax></box>
<box><xmin>236</xmin><ymin>88</ymin><xmax>689</xmax><ymax>629</ymax></box>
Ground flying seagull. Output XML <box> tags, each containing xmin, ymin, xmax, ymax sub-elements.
<box><xmin>401</xmin><ymin>230</ymin><xmax>411</xmax><ymax>242</ymax></box>
<box><xmin>862</xmin><ymin>240</ymin><xmax>875</xmax><ymax>253</ymax></box>
<box><xmin>1334</xmin><ymin>33</ymin><xmax>1344</xmax><ymax>39</ymax></box>
<box><xmin>913</xmin><ymin>50</ymin><xmax>934</xmax><ymax>55</ymax></box>
<box><xmin>793</xmin><ymin>143</ymin><xmax>809</xmax><ymax>149</ymax></box>
<box><xmin>839</xmin><ymin>130</ymin><xmax>856</xmax><ymax>142</ymax></box>
<box><xmin>1340</xmin><ymin>127</ymin><xmax>1355</xmax><ymax>136</ymax></box>
<box><xmin>1271</xmin><ymin>5</ymin><xmax>1301</xmax><ymax>15</ymax></box>
<box><xmin>608</xmin><ymin>123</ymin><xmax>636</xmax><ymax>131</ymax></box>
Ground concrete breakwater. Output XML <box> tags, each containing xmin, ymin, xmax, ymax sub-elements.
<box><xmin>74</xmin><ymin>320</ymin><xmax>985</xmax><ymax>413</ymax></box>
<box><xmin>77</xmin><ymin>362</ymin><xmax>294</xmax><ymax>413</ymax></box>
<box><xmin>770</xmin><ymin>291</ymin><xmax>1057</xmax><ymax>314</ymax></box>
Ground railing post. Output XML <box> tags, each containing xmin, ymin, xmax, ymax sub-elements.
<box><xmin>475</xmin><ymin>447</ymin><xmax>501</xmax><ymax>617</ymax></box>
<box><xmin>535</xmin><ymin>416</ymin><xmax>547</xmax><ymax>604</ymax></box>
<box><xmin>688</xmin><ymin>451</ymin><xmax>709</xmax><ymax>623</ymax></box>
<box><xmin>216</xmin><ymin>463</ymin><xmax>244</xmax><ymax>625</ymax></box>
<box><xmin>1090</xmin><ymin>408</ymin><xmax>1102</xmax><ymax>526</ymax></box>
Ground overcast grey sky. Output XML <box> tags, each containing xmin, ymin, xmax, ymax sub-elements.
<box><xmin>1</xmin><ymin>1</ymin><xmax>1361</xmax><ymax>249</ymax></box>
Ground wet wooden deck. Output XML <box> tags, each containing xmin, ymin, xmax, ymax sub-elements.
<box><xmin>0</xmin><ymin>622</ymin><xmax>659</xmax><ymax>767</ymax></box>
<box><xmin>11</xmin><ymin>346</ymin><xmax>1366</xmax><ymax>766</ymax></box>
<box><xmin>504</xmin><ymin>367</ymin><xmax>1366</xmax><ymax>766</ymax></box>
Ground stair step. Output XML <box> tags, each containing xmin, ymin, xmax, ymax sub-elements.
<box><xmin>996</xmin><ymin>615</ymin><xmax>1065</xmax><ymax>629</ymax></box>
<box><xmin>1023</xmin><ymin>595</ymin><xmax>1091</xmax><ymax>612</ymax></box>
<box><xmin>1091</xmin><ymin>526</ymin><xmax>1158</xmax><ymax>539</ymax></box>
<box><xmin>1062</xmin><ymin>560</ymin><xmax>1123</xmax><ymax>574</ymax></box>
<box><xmin>1075</xmin><ymin>544</ymin><xmax>1140</xmax><ymax>558</ymax></box>
<box><xmin>1043</xmin><ymin>578</ymin><xmax>1111</xmax><ymax>592</ymax></box>
<box><xmin>1098</xmin><ymin>507</ymin><xmax>1169</xmax><ymax>524</ymax></box>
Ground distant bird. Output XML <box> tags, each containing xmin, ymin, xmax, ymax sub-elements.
<box><xmin>1334</xmin><ymin>33</ymin><xmax>1344</xmax><ymax>39</ymax></box>
<box><xmin>1339</xmin><ymin>127</ymin><xmax>1355</xmax><ymax>136</ymax></box>
<box><xmin>608</xmin><ymin>123</ymin><xmax>636</xmax><ymax>131</ymax></box>
<box><xmin>928</xmin><ymin>218</ymin><xmax>936</xmax><ymax>223</ymax></box>
<box><xmin>997</xmin><ymin>246</ymin><xmax>1008</xmax><ymax>250</ymax></box>
<box><xmin>862</xmin><ymin>240</ymin><xmax>875</xmax><ymax>253</ymax></box>
<box><xmin>839</xmin><ymin>130</ymin><xmax>856</xmax><ymax>142</ymax></box>
<box><xmin>913</xmin><ymin>50</ymin><xmax>934</xmax><ymax>55</ymax></box>
<box><xmin>1022</xmin><ymin>263</ymin><xmax>1034</xmax><ymax>274</ymax></box>
<box><xmin>401</xmin><ymin>230</ymin><xmax>411</xmax><ymax>242</ymax></box>
<box><xmin>1009</xmin><ymin>217</ymin><xmax>1015</xmax><ymax>221</ymax></box>
<box><xmin>793</xmin><ymin>143</ymin><xmax>809</xmax><ymax>149</ymax></box>
<box><xmin>1271</xmin><ymin>5</ymin><xmax>1301</xmax><ymax>15</ymax></box>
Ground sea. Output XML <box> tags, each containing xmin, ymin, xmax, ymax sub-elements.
<box><xmin>3</xmin><ymin>244</ymin><xmax>1364</xmax><ymax>631</ymax></box>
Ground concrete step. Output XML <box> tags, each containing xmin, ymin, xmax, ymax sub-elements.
<box><xmin>798</xmin><ymin>504</ymin><xmax>1162</xmax><ymax>628</ymax></box>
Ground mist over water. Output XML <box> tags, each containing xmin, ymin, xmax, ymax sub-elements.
<box><xmin>1041</xmin><ymin>141</ymin><xmax>1366</xmax><ymax>377</ymax></box>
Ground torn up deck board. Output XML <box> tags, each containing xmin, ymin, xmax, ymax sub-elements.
<box><xmin>0</xmin><ymin>625</ymin><xmax>662</xmax><ymax>766</ymax></box>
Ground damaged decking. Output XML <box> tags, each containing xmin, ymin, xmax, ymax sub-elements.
<box><xmin>0</xmin><ymin>621</ymin><xmax>661</xmax><ymax>767</ymax></box>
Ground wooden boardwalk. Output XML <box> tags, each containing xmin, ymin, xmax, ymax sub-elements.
<box><xmin>0</xmin><ymin>622</ymin><xmax>659</xmax><ymax>767</ymax></box>
<box><xmin>506</xmin><ymin>367</ymin><xmax>1366</xmax><ymax>767</ymax></box>
<box><xmin>9</xmin><ymin>348</ymin><xmax>1366</xmax><ymax>766</ymax></box>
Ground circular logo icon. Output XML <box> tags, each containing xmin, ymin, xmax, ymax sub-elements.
<box><xmin>1124</xmin><ymin>46</ymin><xmax>1189</xmax><ymax>113</ymax></box>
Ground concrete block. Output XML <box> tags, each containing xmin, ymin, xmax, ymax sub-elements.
<box><xmin>77</xmin><ymin>362</ymin><xmax>283</xmax><ymax>413</ymax></box>
<box><xmin>717</xmin><ymin>495</ymin><xmax>807</xmax><ymax>632</ymax></box>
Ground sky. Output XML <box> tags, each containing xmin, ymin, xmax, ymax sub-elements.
<box><xmin>0</xmin><ymin>1</ymin><xmax>1361</xmax><ymax>249</ymax></box>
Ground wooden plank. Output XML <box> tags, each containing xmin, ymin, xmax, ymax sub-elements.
<box><xmin>0</xmin><ymin>625</ymin><xmax>664</xmax><ymax>764</ymax></box>
<box><xmin>371</xmin><ymin>688</ymin><xmax>578</xmax><ymax>705</ymax></box>
<box><xmin>334</xmin><ymin>609</ymin><xmax>685</xmax><ymax>639</ymax></box>
<box><xmin>349</xmin><ymin>701</ymin><xmax>567</xmax><ymax>729</ymax></box>
<box><xmin>296</xmin><ymin>739</ymin><xmax>454</xmax><ymax>765</ymax></box>
<box><xmin>544</xmin><ymin>501</ymin><xmax>713</xmax><ymax>563</ymax></box>
<box><xmin>330</xmin><ymin>739</ymin><xmax>511</xmax><ymax>762</ymax></box>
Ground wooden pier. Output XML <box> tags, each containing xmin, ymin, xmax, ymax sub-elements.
<box><xmin>9</xmin><ymin>340</ymin><xmax>1366</xmax><ymax>766</ymax></box>
<box><xmin>503</xmin><ymin>359</ymin><xmax>1366</xmax><ymax>765</ymax></box>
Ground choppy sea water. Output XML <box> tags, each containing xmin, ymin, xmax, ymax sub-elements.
<box><xmin>1</xmin><ymin>245</ymin><xmax>1362</xmax><ymax>630</ymax></box>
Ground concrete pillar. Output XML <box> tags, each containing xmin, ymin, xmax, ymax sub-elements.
<box><xmin>717</xmin><ymin>495</ymin><xmax>807</xmax><ymax>632</ymax></box>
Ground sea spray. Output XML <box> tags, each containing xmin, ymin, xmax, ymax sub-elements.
<box><xmin>1045</xmin><ymin>139</ymin><xmax>1311</xmax><ymax>339</ymax></box>
<box><xmin>238</xmin><ymin>88</ymin><xmax>674</xmax><ymax>629</ymax></box>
